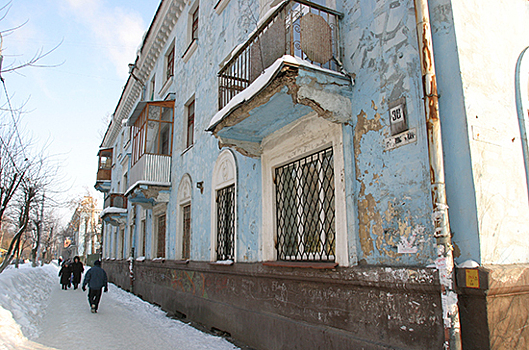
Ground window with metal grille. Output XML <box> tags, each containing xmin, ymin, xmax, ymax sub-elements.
<box><xmin>186</xmin><ymin>98</ymin><xmax>195</xmax><ymax>148</ymax></box>
<box><xmin>275</xmin><ymin>147</ymin><xmax>335</xmax><ymax>261</ymax></box>
<box><xmin>182</xmin><ymin>204</ymin><xmax>191</xmax><ymax>260</ymax></box>
<box><xmin>216</xmin><ymin>184</ymin><xmax>235</xmax><ymax>260</ymax></box>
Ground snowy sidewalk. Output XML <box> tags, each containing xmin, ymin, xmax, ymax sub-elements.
<box><xmin>0</xmin><ymin>263</ymin><xmax>240</xmax><ymax>350</ymax></box>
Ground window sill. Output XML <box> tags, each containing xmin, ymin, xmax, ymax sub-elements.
<box><xmin>174</xmin><ymin>259</ymin><xmax>190</xmax><ymax>265</ymax></box>
<box><xmin>214</xmin><ymin>0</ymin><xmax>230</xmax><ymax>14</ymax></box>
<box><xmin>181</xmin><ymin>144</ymin><xmax>194</xmax><ymax>156</ymax></box>
<box><xmin>210</xmin><ymin>260</ymin><xmax>234</xmax><ymax>266</ymax></box>
<box><xmin>159</xmin><ymin>76</ymin><xmax>173</xmax><ymax>98</ymax></box>
<box><xmin>182</xmin><ymin>39</ymin><xmax>198</xmax><ymax>63</ymax></box>
<box><xmin>263</xmin><ymin>261</ymin><xmax>338</xmax><ymax>269</ymax></box>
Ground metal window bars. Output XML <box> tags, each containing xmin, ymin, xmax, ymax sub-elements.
<box><xmin>218</xmin><ymin>0</ymin><xmax>342</xmax><ymax>110</ymax></box>
<box><xmin>216</xmin><ymin>184</ymin><xmax>235</xmax><ymax>261</ymax></box>
<box><xmin>275</xmin><ymin>147</ymin><xmax>335</xmax><ymax>261</ymax></box>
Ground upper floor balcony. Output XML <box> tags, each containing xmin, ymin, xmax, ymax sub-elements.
<box><xmin>208</xmin><ymin>0</ymin><xmax>353</xmax><ymax>157</ymax></box>
<box><xmin>125</xmin><ymin>100</ymin><xmax>174</xmax><ymax>207</ymax></box>
<box><xmin>95</xmin><ymin>148</ymin><xmax>113</xmax><ymax>192</ymax></box>
<box><xmin>101</xmin><ymin>193</ymin><xmax>128</xmax><ymax>227</ymax></box>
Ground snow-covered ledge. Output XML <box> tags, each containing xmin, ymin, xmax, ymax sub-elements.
<box><xmin>207</xmin><ymin>55</ymin><xmax>353</xmax><ymax>157</ymax></box>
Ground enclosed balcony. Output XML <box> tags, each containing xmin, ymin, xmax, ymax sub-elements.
<box><xmin>125</xmin><ymin>100</ymin><xmax>174</xmax><ymax>207</ymax></box>
<box><xmin>208</xmin><ymin>0</ymin><xmax>353</xmax><ymax>157</ymax></box>
<box><xmin>100</xmin><ymin>193</ymin><xmax>128</xmax><ymax>226</ymax></box>
<box><xmin>95</xmin><ymin>148</ymin><xmax>113</xmax><ymax>192</ymax></box>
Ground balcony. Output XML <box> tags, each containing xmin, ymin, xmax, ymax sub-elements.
<box><xmin>101</xmin><ymin>194</ymin><xmax>128</xmax><ymax>227</ymax></box>
<box><xmin>125</xmin><ymin>100</ymin><xmax>174</xmax><ymax>207</ymax></box>
<box><xmin>95</xmin><ymin>148</ymin><xmax>113</xmax><ymax>192</ymax></box>
<box><xmin>208</xmin><ymin>0</ymin><xmax>353</xmax><ymax>157</ymax></box>
<box><xmin>104</xmin><ymin>193</ymin><xmax>128</xmax><ymax>209</ymax></box>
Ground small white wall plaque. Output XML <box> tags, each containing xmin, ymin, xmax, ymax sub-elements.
<box><xmin>385</xmin><ymin>128</ymin><xmax>417</xmax><ymax>150</ymax></box>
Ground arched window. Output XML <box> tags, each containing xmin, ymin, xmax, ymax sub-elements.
<box><xmin>176</xmin><ymin>174</ymin><xmax>193</xmax><ymax>260</ymax></box>
<box><xmin>210</xmin><ymin>150</ymin><xmax>237</xmax><ymax>262</ymax></box>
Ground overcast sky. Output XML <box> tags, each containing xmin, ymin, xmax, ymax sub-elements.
<box><xmin>2</xmin><ymin>0</ymin><xmax>160</xmax><ymax>222</ymax></box>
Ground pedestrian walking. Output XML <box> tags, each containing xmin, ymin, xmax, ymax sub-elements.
<box><xmin>82</xmin><ymin>260</ymin><xmax>108</xmax><ymax>313</ymax></box>
<box><xmin>70</xmin><ymin>256</ymin><xmax>84</xmax><ymax>290</ymax></box>
<box><xmin>58</xmin><ymin>261</ymin><xmax>72</xmax><ymax>290</ymax></box>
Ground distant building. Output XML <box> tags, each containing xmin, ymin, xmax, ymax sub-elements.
<box><xmin>64</xmin><ymin>196</ymin><xmax>101</xmax><ymax>261</ymax></box>
<box><xmin>95</xmin><ymin>0</ymin><xmax>529</xmax><ymax>349</ymax></box>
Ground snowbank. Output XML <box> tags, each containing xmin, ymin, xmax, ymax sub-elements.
<box><xmin>0</xmin><ymin>263</ymin><xmax>58</xmax><ymax>350</ymax></box>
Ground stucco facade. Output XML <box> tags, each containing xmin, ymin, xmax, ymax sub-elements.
<box><xmin>95</xmin><ymin>0</ymin><xmax>529</xmax><ymax>349</ymax></box>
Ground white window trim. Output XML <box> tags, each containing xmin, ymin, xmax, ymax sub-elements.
<box><xmin>210</xmin><ymin>149</ymin><xmax>237</xmax><ymax>262</ymax></box>
<box><xmin>261</xmin><ymin>113</ymin><xmax>349</xmax><ymax>266</ymax></box>
<box><xmin>182</xmin><ymin>0</ymin><xmax>199</xmax><ymax>63</ymax></box>
<box><xmin>176</xmin><ymin>174</ymin><xmax>193</xmax><ymax>260</ymax></box>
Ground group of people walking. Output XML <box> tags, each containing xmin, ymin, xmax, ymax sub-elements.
<box><xmin>58</xmin><ymin>256</ymin><xmax>108</xmax><ymax>313</ymax></box>
<box><xmin>58</xmin><ymin>256</ymin><xmax>84</xmax><ymax>290</ymax></box>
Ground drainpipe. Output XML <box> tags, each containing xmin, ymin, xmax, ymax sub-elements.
<box><xmin>413</xmin><ymin>1</ymin><xmax>461</xmax><ymax>349</ymax></box>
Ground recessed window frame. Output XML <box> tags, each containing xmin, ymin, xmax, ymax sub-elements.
<box><xmin>210</xmin><ymin>150</ymin><xmax>237</xmax><ymax>262</ymax></box>
<box><xmin>261</xmin><ymin>113</ymin><xmax>349</xmax><ymax>266</ymax></box>
<box><xmin>165</xmin><ymin>43</ymin><xmax>175</xmax><ymax>82</ymax></box>
<box><xmin>185</xmin><ymin>96</ymin><xmax>195</xmax><ymax>149</ymax></box>
<box><xmin>182</xmin><ymin>1</ymin><xmax>199</xmax><ymax>62</ymax></box>
<box><xmin>176</xmin><ymin>174</ymin><xmax>193</xmax><ymax>260</ymax></box>
<box><xmin>153</xmin><ymin>204</ymin><xmax>167</xmax><ymax>259</ymax></box>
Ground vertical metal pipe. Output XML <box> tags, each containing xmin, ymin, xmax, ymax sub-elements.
<box><xmin>413</xmin><ymin>1</ymin><xmax>461</xmax><ymax>349</ymax></box>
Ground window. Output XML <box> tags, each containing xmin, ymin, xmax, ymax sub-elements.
<box><xmin>177</xmin><ymin>174</ymin><xmax>192</xmax><ymax>260</ymax></box>
<box><xmin>186</xmin><ymin>98</ymin><xmax>195</xmax><ymax>148</ymax></box>
<box><xmin>141</xmin><ymin>219</ymin><xmax>146</xmax><ymax>257</ymax></box>
<box><xmin>150</xmin><ymin>75</ymin><xmax>156</xmax><ymax>100</ymax></box>
<box><xmin>261</xmin><ymin>113</ymin><xmax>349</xmax><ymax>265</ymax></box>
<box><xmin>129</xmin><ymin>225</ymin><xmax>134</xmax><ymax>257</ymax></box>
<box><xmin>182</xmin><ymin>1</ymin><xmax>199</xmax><ymax>62</ymax></box>
<box><xmin>216</xmin><ymin>185</ymin><xmax>235</xmax><ymax>260</ymax></box>
<box><xmin>166</xmin><ymin>45</ymin><xmax>175</xmax><ymax>82</ymax></box>
<box><xmin>156</xmin><ymin>214</ymin><xmax>166</xmax><ymax>258</ymax></box>
<box><xmin>191</xmin><ymin>5</ymin><xmax>199</xmax><ymax>40</ymax></box>
<box><xmin>211</xmin><ymin>150</ymin><xmax>237</xmax><ymax>261</ymax></box>
<box><xmin>119</xmin><ymin>228</ymin><xmax>125</xmax><ymax>259</ymax></box>
<box><xmin>182</xmin><ymin>204</ymin><xmax>191</xmax><ymax>259</ymax></box>
<box><xmin>275</xmin><ymin>148</ymin><xmax>335</xmax><ymax>261</ymax></box>
<box><xmin>131</xmin><ymin>101</ymin><xmax>174</xmax><ymax>165</ymax></box>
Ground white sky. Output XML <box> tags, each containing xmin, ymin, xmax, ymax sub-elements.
<box><xmin>1</xmin><ymin>0</ymin><xmax>161</xmax><ymax>222</ymax></box>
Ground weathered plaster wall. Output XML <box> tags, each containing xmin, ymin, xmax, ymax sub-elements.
<box><xmin>436</xmin><ymin>0</ymin><xmax>529</xmax><ymax>264</ymax></box>
<box><xmin>164</xmin><ymin>0</ymin><xmax>261</xmax><ymax>262</ymax></box>
<box><xmin>340</xmin><ymin>0</ymin><xmax>436</xmax><ymax>265</ymax></box>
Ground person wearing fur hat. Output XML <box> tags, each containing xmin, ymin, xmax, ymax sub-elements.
<box><xmin>82</xmin><ymin>260</ymin><xmax>108</xmax><ymax>313</ymax></box>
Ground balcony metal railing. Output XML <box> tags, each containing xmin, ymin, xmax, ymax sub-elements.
<box><xmin>104</xmin><ymin>194</ymin><xmax>127</xmax><ymax>209</ymax></box>
<box><xmin>218</xmin><ymin>0</ymin><xmax>342</xmax><ymax>110</ymax></box>
<box><xmin>129</xmin><ymin>153</ymin><xmax>171</xmax><ymax>188</ymax></box>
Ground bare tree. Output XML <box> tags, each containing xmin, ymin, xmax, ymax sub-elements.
<box><xmin>0</xmin><ymin>1</ymin><xmax>61</xmax><ymax>272</ymax></box>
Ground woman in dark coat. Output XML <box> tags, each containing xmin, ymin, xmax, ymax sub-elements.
<box><xmin>58</xmin><ymin>261</ymin><xmax>72</xmax><ymax>290</ymax></box>
<box><xmin>71</xmin><ymin>256</ymin><xmax>84</xmax><ymax>290</ymax></box>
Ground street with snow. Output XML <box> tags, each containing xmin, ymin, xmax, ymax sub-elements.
<box><xmin>0</xmin><ymin>263</ymin><xmax>241</xmax><ymax>350</ymax></box>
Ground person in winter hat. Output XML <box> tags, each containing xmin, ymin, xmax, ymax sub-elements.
<box><xmin>82</xmin><ymin>260</ymin><xmax>108</xmax><ymax>313</ymax></box>
<box><xmin>58</xmin><ymin>261</ymin><xmax>72</xmax><ymax>290</ymax></box>
<box><xmin>70</xmin><ymin>256</ymin><xmax>84</xmax><ymax>290</ymax></box>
